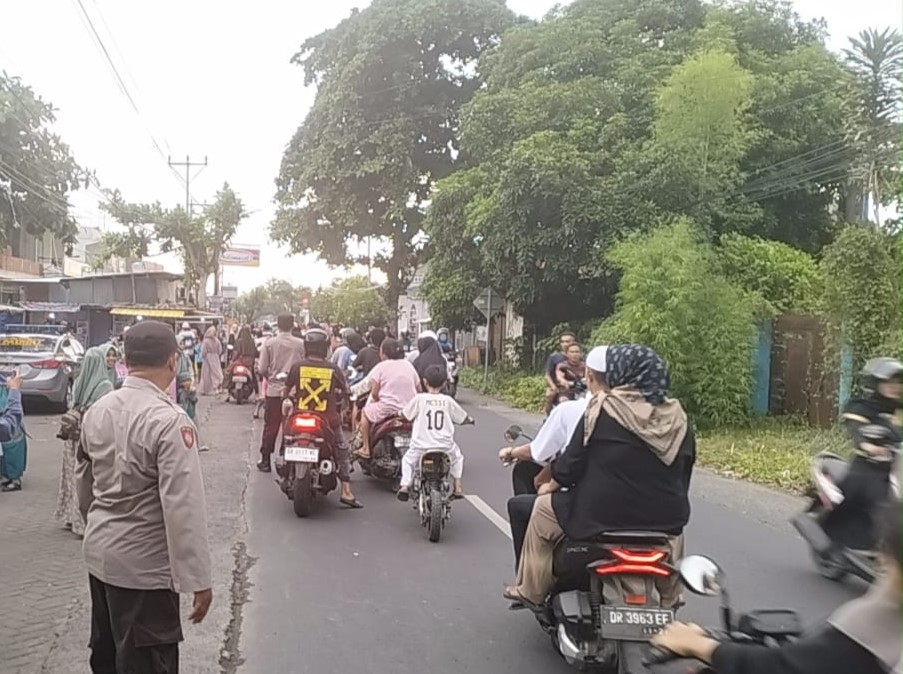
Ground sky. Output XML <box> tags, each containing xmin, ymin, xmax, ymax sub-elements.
<box><xmin>0</xmin><ymin>0</ymin><xmax>899</xmax><ymax>295</ymax></box>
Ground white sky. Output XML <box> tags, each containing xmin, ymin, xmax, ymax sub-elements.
<box><xmin>1</xmin><ymin>0</ymin><xmax>898</xmax><ymax>293</ymax></box>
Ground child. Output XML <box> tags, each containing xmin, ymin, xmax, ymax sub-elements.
<box><xmin>397</xmin><ymin>364</ymin><xmax>472</xmax><ymax>502</ymax></box>
<box><xmin>177</xmin><ymin>371</ymin><xmax>198</xmax><ymax>422</ymax></box>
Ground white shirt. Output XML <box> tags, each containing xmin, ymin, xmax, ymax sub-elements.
<box><xmin>402</xmin><ymin>392</ymin><xmax>469</xmax><ymax>451</ymax></box>
<box><xmin>530</xmin><ymin>397</ymin><xmax>589</xmax><ymax>464</ymax></box>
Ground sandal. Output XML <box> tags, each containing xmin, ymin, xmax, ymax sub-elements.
<box><xmin>503</xmin><ymin>587</ymin><xmax>542</xmax><ymax>611</ymax></box>
<box><xmin>452</xmin><ymin>491</ymin><xmax>465</xmax><ymax>500</ymax></box>
<box><xmin>340</xmin><ymin>496</ymin><xmax>364</xmax><ymax>509</ymax></box>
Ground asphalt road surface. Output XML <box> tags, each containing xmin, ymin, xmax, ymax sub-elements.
<box><xmin>238</xmin><ymin>390</ymin><xmax>862</xmax><ymax>673</ymax></box>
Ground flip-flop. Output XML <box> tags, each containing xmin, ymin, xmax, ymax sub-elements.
<box><xmin>452</xmin><ymin>492</ymin><xmax>465</xmax><ymax>500</ymax></box>
<box><xmin>340</xmin><ymin>497</ymin><xmax>364</xmax><ymax>509</ymax></box>
<box><xmin>503</xmin><ymin>587</ymin><xmax>542</xmax><ymax>612</ymax></box>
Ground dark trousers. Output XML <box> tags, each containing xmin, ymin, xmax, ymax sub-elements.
<box><xmin>260</xmin><ymin>397</ymin><xmax>284</xmax><ymax>458</ymax></box>
<box><xmin>88</xmin><ymin>575</ymin><xmax>182</xmax><ymax>674</ymax></box>
<box><xmin>508</xmin><ymin>494</ymin><xmax>538</xmax><ymax>572</ymax></box>
<box><xmin>512</xmin><ymin>461</ymin><xmax>542</xmax><ymax>496</ymax></box>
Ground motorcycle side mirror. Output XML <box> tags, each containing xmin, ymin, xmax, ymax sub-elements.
<box><xmin>504</xmin><ymin>424</ymin><xmax>522</xmax><ymax>443</ymax></box>
<box><xmin>860</xmin><ymin>424</ymin><xmax>890</xmax><ymax>442</ymax></box>
<box><xmin>678</xmin><ymin>555</ymin><xmax>734</xmax><ymax>633</ymax></box>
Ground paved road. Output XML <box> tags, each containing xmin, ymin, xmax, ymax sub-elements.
<box><xmin>238</xmin><ymin>390</ymin><xmax>862</xmax><ymax>673</ymax></box>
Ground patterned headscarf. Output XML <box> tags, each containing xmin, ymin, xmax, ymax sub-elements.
<box><xmin>605</xmin><ymin>344</ymin><xmax>670</xmax><ymax>405</ymax></box>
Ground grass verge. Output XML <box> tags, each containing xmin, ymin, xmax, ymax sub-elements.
<box><xmin>459</xmin><ymin>367</ymin><xmax>848</xmax><ymax>493</ymax></box>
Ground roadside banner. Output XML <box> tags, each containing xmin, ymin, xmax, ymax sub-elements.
<box><xmin>219</xmin><ymin>245</ymin><xmax>261</xmax><ymax>267</ymax></box>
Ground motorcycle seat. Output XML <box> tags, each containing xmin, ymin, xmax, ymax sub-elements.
<box><xmin>819</xmin><ymin>455</ymin><xmax>850</xmax><ymax>484</ymax></box>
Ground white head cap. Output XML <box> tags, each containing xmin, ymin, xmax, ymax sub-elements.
<box><xmin>419</xmin><ymin>329</ymin><xmax>437</xmax><ymax>341</ymax></box>
<box><xmin>182</xmin><ymin>322</ymin><xmax>190</xmax><ymax>330</ymax></box>
<box><xmin>586</xmin><ymin>345</ymin><xmax>609</xmax><ymax>373</ymax></box>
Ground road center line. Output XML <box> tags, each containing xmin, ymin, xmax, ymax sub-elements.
<box><xmin>464</xmin><ymin>494</ymin><xmax>512</xmax><ymax>540</ymax></box>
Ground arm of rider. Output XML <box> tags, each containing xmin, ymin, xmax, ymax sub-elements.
<box><xmin>842</xmin><ymin>413</ymin><xmax>892</xmax><ymax>460</ymax></box>
<box><xmin>370</xmin><ymin>378</ymin><xmax>381</xmax><ymax>402</ymax></box>
<box><xmin>498</xmin><ymin>443</ymin><xmax>532</xmax><ymax>464</ymax></box>
<box><xmin>533</xmin><ymin>463</ymin><xmax>553</xmax><ymax>490</ymax></box>
<box><xmin>537</xmin><ymin>478</ymin><xmax>560</xmax><ymax>495</ymax></box>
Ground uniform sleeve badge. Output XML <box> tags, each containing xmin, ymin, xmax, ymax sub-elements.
<box><xmin>181</xmin><ymin>426</ymin><xmax>196</xmax><ymax>449</ymax></box>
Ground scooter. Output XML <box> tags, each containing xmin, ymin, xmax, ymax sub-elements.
<box><xmin>643</xmin><ymin>555</ymin><xmax>803</xmax><ymax>673</ymax></box>
<box><xmin>355</xmin><ymin>415</ymin><xmax>413</xmax><ymax>485</ymax></box>
<box><xmin>445</xmin><ymin>353</ymin><xmax>460</xmax><ymax>399</ymax></box>
<box><xmin>228</xmin><ymin>362</ymin><xmax>254</xmax><ymax>405</ymax></box>
<box><xmin>791</xmin><ymin>423</ymin><xmax>899</xmax><ymax>584</ymax></box>
<box><xmin>502</xmin><ymin>428</ymin><xmax>682</xmax><ymax>672</ymax></box>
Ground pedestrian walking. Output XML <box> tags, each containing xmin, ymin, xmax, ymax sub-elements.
<box><xmin>0</xmin><ymin>369</ymin><xmax>26</xmax><ymax>492</ymax></box>
<box><xmin>77</xmin><ymin>320</ymin><xmax>213</xmax><ymax>673</ymax></box>
<box><xmin>198</xmin><ymin>323</ymin><xmax>223</xmax><ymax>395</ymax></box>
<box><xmin>55</xmin><ymin>346</ymin><xmax>114</xmax><ymax>536</ymax></box>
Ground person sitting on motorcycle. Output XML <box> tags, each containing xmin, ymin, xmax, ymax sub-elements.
<box><xmin>543</xmin><ymin>331</ymin><xmax>576</xmax><ymax>415</ymax></box>
<box><xmin>436</xmin><ymin>328</ymin><xmax>455</xmax><ymax>356</ymax></box>
<box><xmin>822</xmin><ymin>357</ymin><xmax>901</xmax><ymax>551</ymax></box>
<box><xmin>354</xmin><ymin>338</ymin><xmax>421</xmax><ymax>460</ymax></box>
<box><xmin>224</xmin><ymin>326</ymin><xmax>259</xmax><ymax>393</ymax></box>
<box><xmin>330</xmin><ymin>328</ymin><xmax>357</xmax><ymax>371</ymax></box>
<box><xmin>504</xmin><ymin>344</ymin><xmax>695</xmax><ymax>609</ymax></box>
<box><xmin>652</xmin><ymin>499</ymin><xmax>901</xmax><ymax>674</ymax></box>
<box><xmin>500</xmin><ymin>345</ymin><xmax>609</xmax><ymax>570</ymax></box>
<box><xmin>397</xmin><ymin>364</ymin><xmax>472</xmax><ymax>502</ymax></box>
<box><xmin>412</xmin><ymin>333</ymin><xmax>447</xmax><ymax>384</ymax></box>
<box><xmin>554</xmin><ymin>342</ymin><xmax>586</xmax><ymax>404</ymax></box>
<box><xmin>282</xmin><ymin>328</ymin><xmax>362</xmax><ymax>509</ymax></box>
<box><xmin>353</xmin><ymin>328</ymin><xmax>385</xmax><ymax>377</ymax></box>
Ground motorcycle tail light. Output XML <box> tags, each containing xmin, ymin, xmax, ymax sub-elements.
<box><xmin>290</xmin><ymin>415</ymin><xmax>319</xmax><ymax>432</ymax></box>
<box><xmin>234</xmin><ymin>366</ymin><xmax>249</xmax><ymax>375</ymax></box>
<box><xmin>623</xmin><ymin>594</ymin><xmax>647</xmax><ymax>605</ymax></box>
<box><xmin>593</xmin><ymin>549</ymin><xmax>671</xmax><ymax>577</ymax></box>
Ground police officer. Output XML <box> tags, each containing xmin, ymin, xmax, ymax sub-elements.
<box><xmin>77</xmin><ymin>320</ymin><xmax>212</xmax><ymax>673</ymax></box>
<box><xmin>282</xmin><ymin>327</ymin><xmax>362</xmax><ymax>509</ymax></box>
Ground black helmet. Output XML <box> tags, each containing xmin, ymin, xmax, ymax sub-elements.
<box><xmin>861</xmin><ymin>357</ymin><xmax>903</xmax><ymax>397</ymax></box>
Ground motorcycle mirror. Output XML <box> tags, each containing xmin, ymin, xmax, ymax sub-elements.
<box><xmin>860</xmin><ymin>424</ymin><xmax>890</xmax><ymax>442</ymax></box>
<box><xmin>504</xmin><ymin>424</ymin><xmax>522</xmax><ymax>442</ymax></box>
<box><xmin>678</xmin><ymin>555</ymin><xmax>723</xmax><ymax>597</ymax></box>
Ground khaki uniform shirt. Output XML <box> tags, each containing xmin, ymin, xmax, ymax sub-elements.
<box><xmin>258</xmin><ymin>331</ymin><xmax>305</xmax><ymax>398</ymax></box>
<box><xmin>77</xmin><ymin>376</ymin><xmax>212</xmax><ymax>594</ymax></box>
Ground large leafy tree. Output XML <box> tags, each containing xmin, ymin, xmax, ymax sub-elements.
<box><xmin>99</xmin><ymin>182</ymin><xmax>247</xmax><ymax>306</ymax></box>
<box><xmin>271</xmin><ymin>0</ymin><xmax>516</xmax><ymax>308</ymax></box>
<box><xmin>310</xmin><ymin>276</ymin><xmax>392</xmax><ymax>330</ymax></box>
<box><xmin>235</xmin><ymin>279</ymin><xmax>311</xmax><ymax>322</ymax></box>
<box><xmin>0</xmin><ymin>74</ymin><xmax>85</xmax><ymax>253</ymax></box>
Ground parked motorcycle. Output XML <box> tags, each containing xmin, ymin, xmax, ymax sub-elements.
<box><xmin>445</xmin><ymin>352</ymin><xmax>460</xmax><ymax>399</ymax></box>
<box><xmin>355</xmin><ymin>415</ymin><xmax>413</xmax><ymax>485</ymax></box>
<box><xmin>643</xmin><ymin>554</ymin><xmax>803</xmax><ymax>673</ymax></box>
<box><xmin>406</xmin><ymin>418</ymin><xmax>475</xmax><ymax>543</ymax></box>
<box><xmin>273</xmin><ymin>382</ymin><xmax>340</xmax><ymax>518</ymax></box>
<box><xmin>791</xmin><ymin>423</ymin><xmax>899</xmax><ymax>584</ymax></box>
<box><xmin>503</xmin><ymin>433</ymin><xmax>680</xmax><ymax>671</ymax></box>
<box><xmin>227</xmin><ymin>362</ymin><xmax>254</xmax><ymax>405</ymax></box>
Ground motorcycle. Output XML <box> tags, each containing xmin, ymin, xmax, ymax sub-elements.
<box><xmin>791</xmin><ymin>423</ymin><xmax>899</xmax><ymax>584</ymax></box>
<box><xmin>342</xmin><ymin>367</ymin><xmax>364</xmax><ymax>430</ymax></box>
<box><xmin>273</xmin><ymin>383</ymin><xmax>340</xmax><ymax>518</ymax></box>
<box><xmin>355</xmin><ymin>414</ymin><xmax>413</xmax><ymax>485</ymax></box>
<box><xmin>643</xmin><ymin>555</ymin><xmax>802</xmax><ymax>673</ymax></box>
<box><xmin>407</xmin><ymin>418</ymin><xmax>475</xmax><ymax>543</ymax></box>
<box><xmin>445</xmin><ymin>352</ymin><xmax>460</xmax><ymax>399</ymax></box>
<box><xmin>227</xmin><ymin>361</ymin><xmax>254</xmax><ymax>405</ymax></box>
<box><xmin>503</xmin><ymin>431</ymin><xmax>680</xmax><ymax>671</ymax></box>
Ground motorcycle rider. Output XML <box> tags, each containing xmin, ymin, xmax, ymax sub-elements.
<box><xmin>543</xmin><ymin>331</ymin><xmax>576</xmax><ymax>414</ymax></box>
<box><xmin>436</xmin><ymin>328</ymin><xmax>455</xmax><ymax>356</ymax></box>
<box><xmin>823</xmin><ymin>357</ymin><xmax>901</xmax><ymax>551</ymax></box>
<box><xmin>652</xmin><ymin>499</ymin><xmax>901</xmax><ymax>674</ymax></box>
<box><xmin>282</xmin><ymin>328</ymin><xmax>362</xmax><ymax>509</ymax></box>
<box><xmin>554</xmin><ymin>341</ymin><xmax>586</xmax><ymax>404</ymax></box>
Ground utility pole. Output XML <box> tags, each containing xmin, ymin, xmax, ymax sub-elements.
<box><xmin>167</xmin><ymin>155</ymin><xmax>207</xmax><ymax>212</ymax></box>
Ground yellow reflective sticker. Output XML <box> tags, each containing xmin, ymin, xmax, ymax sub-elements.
<box><xmin>297</xmin><ymin>365</ymin><xmax>334</xmax><ymax>412</ymax></box>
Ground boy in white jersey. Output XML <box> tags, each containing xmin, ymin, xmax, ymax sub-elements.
<box><xmin>397</xmin><ymin>364</ymin><xmax>473</xmax><ymax>502</ymax></box>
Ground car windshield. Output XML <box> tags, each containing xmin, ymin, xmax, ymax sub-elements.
<box><xmin>0</xmin><ymin>335</ymin><xmax>57</xmax><ymax>353</ymax></box>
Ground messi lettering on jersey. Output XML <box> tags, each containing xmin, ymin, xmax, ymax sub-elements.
<box><xmin>296</xmin><ymin>365</ymin><xmax>334</xmax><ymax>412</ymax></box>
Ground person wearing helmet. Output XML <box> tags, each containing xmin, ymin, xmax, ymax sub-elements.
<box><xmin>331</xmin><ymin>329</ymin><xmax>359</xmax><ymax>371</ymax></box>
<box><xmin>436</xmin><ymin>328</ymin><xmax>454</xmax><ymax>356</ymax></box>
<box><xmin>824</xmin><ymin>357</ymin><xmax>902</xmax><ymax>550</ymax></box>
<box><xmin>282</xmin><ymin>328</ymin><xmax>362</xmax><ymax>509</ymax></box>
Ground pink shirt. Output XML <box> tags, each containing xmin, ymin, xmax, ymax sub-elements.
<box><xmin>370</xmin><ymin>359</ymin><xmax>420</xmax><ymax>412</ymax></box>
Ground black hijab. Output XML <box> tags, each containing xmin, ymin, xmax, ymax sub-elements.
<box><xmin>413</xmin><ymin>336</ymin><xmax>446</xmax><ymax>380</ymax></box>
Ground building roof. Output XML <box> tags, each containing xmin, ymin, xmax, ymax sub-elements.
<box><xmin>15</xmin><ymin>270</ymin><xmax>183</xmax><ymax>284</ymax></box>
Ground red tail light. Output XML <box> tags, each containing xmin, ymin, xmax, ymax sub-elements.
<box><xmin>234</xmin><ymin>366</ymin><xmax>249</xmax><ymax>375</ymax></box>
<box><xmin>32</xmin><ymin>358</ymin><xmax>63</xmax><ymax>369</ymax></box>
<box><xmin>290</xmin><ymin>414</ymin><xmax>320</xmax><ymax>432</ymax></box>
<box><xmin>593</xmin><ymin>548</ymin><xmax>671</xmax><ymax>578</ymax></box>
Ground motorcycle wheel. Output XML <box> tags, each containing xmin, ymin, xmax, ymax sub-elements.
<box><xmin>292</xmin><ymin>464</ymin><xmax>313</xmax><ymax>518</ymax></box>
<box><xmin>235</xmin><ymin>388</ymin><xmax>247</xmax><ymax>405</ymax></box>
<box><xmin>428</xmin><ymin>488</ymin><xmax>442</xmax><ymax>542</ymax></box>
<box><xmin>813</xmin><ymin>549</ymin><xmax>847</xmax><ymax>582</ymax></box>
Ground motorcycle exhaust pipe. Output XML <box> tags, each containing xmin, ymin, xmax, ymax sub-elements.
<box><xmin>791</xmin><ymin>513</ymin><xmax>833</xmax><ymax>555</ymax></box>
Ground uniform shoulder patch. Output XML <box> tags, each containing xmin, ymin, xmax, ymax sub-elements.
<box><xmin>180</xmin><ymin>426</ymin><xmax>196</xmax><ymax>449</ymax></box>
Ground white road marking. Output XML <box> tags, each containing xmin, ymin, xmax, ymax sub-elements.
<box><xmin>464</xmin><ymin>494</ymin><xmax>512</xmax><ymax>540</ymax></box>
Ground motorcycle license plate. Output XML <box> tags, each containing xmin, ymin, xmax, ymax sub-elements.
<box><xmin>285</xmin><ymin>446</ymin><xmax>319</xmax><ymax>463</ymax></box>
<box><xmin>600</xmin><ymin>606</ymin><xmax>673</xmax><ymax>641</ymax></box>
<box><xmin>233</xmin><ymin>376</ymin><xmax>248</xmax><ymax>383</ymax></box>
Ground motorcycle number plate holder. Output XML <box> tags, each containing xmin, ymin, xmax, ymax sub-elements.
<box><xmin>599</xmin><ymin>606</ymin><xmax>673</xmax><ymax>641</ymax></box>
<box><xmin>232</xmin><ymin>376</ymin><xmax>248</xmax><ymax>383</ymax></box>
<box><xmin>284</xmin><ymin>446</ymin><xmax>319</xmax><ymax>463</ymax></box>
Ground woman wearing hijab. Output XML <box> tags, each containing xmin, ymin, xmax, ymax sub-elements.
<box><xmin>54</xmin><ymin>346</ymin><xmax>114</xmax><ymax>536</ymax></box>
<box><xmin>224</xmin><ymin>326</ymin><xmax>258</xmax><ymax>392</ymax></box>
<box><xmin>198</xmin><ymin>324</ymin><xmax>224</xmax><ymax>395</ymax></box>
<box><xmin>412</xmin><ymin>333</ymin><xmax>447</xmax><ymax>385</ymax></box>
<box><xmin>504</xmin><ymin>344</ymin><xmax>696</xmax><ymax>609</ymax></box>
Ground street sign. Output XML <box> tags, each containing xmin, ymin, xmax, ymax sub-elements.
<box><xmin>473</xmin><ymin>287</ymin><xmax>504</xmax><ymax>319</ymax></box>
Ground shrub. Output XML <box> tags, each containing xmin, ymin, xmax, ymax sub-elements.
<box><xmin>592</xmin><ymin>218</ymin><xmax>757</xmax><ymax>426</ymax></box>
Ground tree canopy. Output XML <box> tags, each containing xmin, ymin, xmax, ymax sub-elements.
<box><xmin>0</xmin><ymin>74</ymin><xmax>85</xmax><ymax>253</ymax></box>
<box><xmin>271</xmin><ymin>0</ymin><xmax>516</xmax><ymax>307</ymax></box>
<box><xmin>310</xmin><ymin>276</ymin><xmax>392</xmax><ymax>330</ymax></box>
<box><xmin>99</xmin><ymin>182</ymin><xmax>247</xmax><ymax>306</ymax></box>
<box><xmin>421</xmin><ymin>0</ymin><xmax>856</xmax><ymax>329</ymax></box>
<box><xmin>235</xmin><ymin>279</ymin><xmax>310</xmax><ymax>323</ymax></box>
